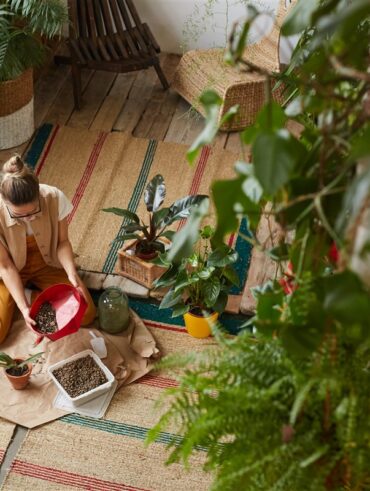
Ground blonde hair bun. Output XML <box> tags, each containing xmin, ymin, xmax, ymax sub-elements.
<box><xmin>2</xmin><ymin>155</ymin><xmax>25</xmax><ymax>176</ymax></box>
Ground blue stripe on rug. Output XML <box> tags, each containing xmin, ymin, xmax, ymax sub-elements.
<box><xmin>231</xmin><ymin>218</ymin><xmax>252</xmax><ymax>295</ymax></box>
<box><xmin>24</xmin><ymin>123</ymin><xmax>54</xmax><ymax>169</ymax></box>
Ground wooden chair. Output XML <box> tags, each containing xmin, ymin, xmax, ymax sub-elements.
<box><xmin>66</xmin><ymin>0</ymin><xmax>169</xmax><ymax>109</ymax></box>
<box><xmin>172</xmin><ymin>0</ymin><xmax>295</xmax><ymax>132</ymax></box>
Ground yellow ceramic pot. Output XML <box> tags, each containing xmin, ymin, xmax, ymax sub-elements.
<box><xmin>183</xmin><ymin>311</ymin><xmax>219</xmax><ymax>338</ymax></box>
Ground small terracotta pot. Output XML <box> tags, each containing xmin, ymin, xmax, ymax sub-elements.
<box><xmin>5</xmin><ymin>360</ymin><xmax>32</xmax><ymax>390</ymax></box>
<box><xmin>183</xmin><ymin>310</ymin><xmax>219</xmax><ymax>338</ymax></box>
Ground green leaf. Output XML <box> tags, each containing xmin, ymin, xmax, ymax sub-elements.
<box><xmin>153</xmin><ymin>208</ymin><xmax>170</xmax><ymax>228</ymax></box>
<box><xmin>256</xmin><ymin>102</ymin><xmax>287</xmax><ymax>132</ymax></box>
<box><xmin>171</xmin><ymin>302</ymin><xmax>190</xmax><ymax>317</ymax></box>
<box><xmin>235</xmin><ymin>161</ymin><xmax>263</xmax><ymax>204</ymax></box>
<box><xmin>282</xmin><ymin>0</ymin><xmax>320</xmax><ymax>36</ymax></box>
<box><xmin>197</xmin><ymin>267</ymin><xmax>215</xmax><ymax>280</ymax></box>
<box><xmin>253</xmin><ymin>129</ymin><xmax>300</xmax><ymax>195</ymax></box>
<box><xmin>203</xmin><ymin>276</ymin><xmax>221</xmax><ymax>307</ymax></box>
<box><xmin>159</xmin><ymin>230</ymin><xmax>175</xmax><ymax>241</ymax></box>
<box><xmin>322</xmin><ymin>271</ymin><xmax>370</xmax><ymax>324</ymax></box>
<box><xmin>187</xmin><ymin>90</ymin><xmax>222</xmax><ymax>165</ymax></box>
<box><xmin>213</xmin><ymin>291</ymin><xmax>228</xmax><ymax>313</ymax></box>
<box><xmin>144</xmin><ymin>174</ymin><xmax>166</xmax><ymax>212</ymax></box>
<box><xmin>290</xmin><ymin>379</ymin><xmax>316</xmax><ymax>425</ymax></box>
<box><xmin>212</xmin><ymin>176</ymin><xmax>260</xmax><ymax>243</ymax></box>
<box><xmin>167</xmin><ymin>198</ymin><xmax>210</xmax><ymax>264</ymax></box>
<box><xmin>162</xmin><ymin>195</ymin><xmax>208</xmax><ymax>227</ymax></box>
<box><xmin>159</xmin><ymin>288</ymin><xmax>184</xmax><ymax>310</ymax></box>
<box><xmin>19</xmin><ymin>352</ymin><xmax>44</xmax><ymax>367</ymax></box>
<box><xmin>267</xmin><ymin>243</ymin><xmax>290</xmax><ymax>261</ymax></box>
<box><xmin>336</xmin><ymin>167</ymin><xmax>370</xmax><ymax>234</ymax></box>
<box><xmin>207</xmin><ymin>246</ymin><xmax>238</xmax><ymax>267</ymax></box>
<box><xmin>350</xmin><ymin>123</ymin><xmax>370</xmax><ymax>159</ymax></box>
<box><xmin>113</xmin><ymin>233</ymin><xmax>141</xmax><ymax>243</ymax></box>
<box><xmin>223</xmin><ymin>265</ymin><xmax>240</xmax><ymax>286</ymax></box>
<box><xmin>174</xmin><ymin>269</ymin><xmax>192</xmax><ymax>292</ymax></box>
<box><xmin>153</xmin><ymin>266</ymin><xmax>178</xmax><ymax>289</ymax></box>
<box><xmin>102</xmin><ymin>208</ymin><xmax>140</xmax><ymax>223</ymax></box>
<box><xmin>300</xmin><ymin>445</ymin><xmax>330</xmax><ymax>468</ymax></box>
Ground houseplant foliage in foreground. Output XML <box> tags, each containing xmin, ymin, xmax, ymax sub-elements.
<box><xmin>0</xmin><ymin>0</ymin><xmax>67</xmax><ymax>81</ymax></box>
<box><xmin>147</xmin><ymin>1</ymin><xmax>370</xmax><ymax>489</ymax></box>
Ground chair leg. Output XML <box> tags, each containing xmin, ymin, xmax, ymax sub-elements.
<box><xmin>153</xmin><ymin>61</ymin><xmax>169</xmax><ymax>90</ymax></box>
<box><xmin>71</xmin><ymin>63</ymin><xmax>82</xmax><ymax>110</ymax></box>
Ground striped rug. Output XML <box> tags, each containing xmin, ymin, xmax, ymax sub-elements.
<box><xmin>0</xmin><ymin>302</ymin><xmax>224</xmax><ymax>491</ymax></box>
<box><xmin>24</xmin><ymin>124</ymin><xmax>251</xmax><ymax>293</ymax></box>
<box><xmin>0</xmin><ymin>419</ymin><xmax>15</xmax><ymax>466</ymax></box>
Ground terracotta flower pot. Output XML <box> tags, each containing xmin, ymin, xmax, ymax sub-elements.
<box><xmin>183</xmin><ymin>310</ymin><xmax>219</xmax><ymax>339</ymax></box>
<box><xmin>5</xmin><ymin>360</ymin><xmax>32</xmax><ymax>390</ymax></box>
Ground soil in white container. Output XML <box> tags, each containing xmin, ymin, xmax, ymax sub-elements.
<box><xmin>52</xmin><ymin>355</ymin><xmax>107</xmax><ymax>398</ymax></box>
<box><xmin>35</xmin><ymin>301</ymin><xmax>58</xmax><ymax>333</ymax></box>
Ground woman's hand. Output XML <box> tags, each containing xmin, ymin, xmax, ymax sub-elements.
<box><xmin>68</xmin><ymin>271</ymin><xmax>89</xmax><ymax>303</ymax></box>
<box><xmin>20</xmin><ymin>306</ymin><xmax>37</xmax><ymax>331</ymax></box>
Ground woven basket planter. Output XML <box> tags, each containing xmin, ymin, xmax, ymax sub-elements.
<box><xmin>117</xmin><ymin>238</ymin><xmax>169</xmax><ymax>289</ymax></box>
<box><xmin>0</xmin><ymin>69</ymin><xmax>34</xmax><ymax>150</ymax></box>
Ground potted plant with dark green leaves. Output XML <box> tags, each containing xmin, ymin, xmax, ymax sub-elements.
<box><xmin>0</xmin><ymin>0</ymin><xmax>67</xmax><ymax>149</ymax></box>
<box><xmin>103</xmin><ymin>174</ymin><xmax>207</xmax><ymax>288</ymax></box>
<box><xmin>154</xmin><ymin>212</ymin><xmax>239</xmax><ymax>338</ymax></box>
<box><xmin>0</xmin><ymin>351</ymin><xmax>43</xmax><ymax>390</ymax></box>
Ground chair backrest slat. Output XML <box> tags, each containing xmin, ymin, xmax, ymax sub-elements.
<box><xmin>109</xmin><ymin>0</ymin><xmax>124</xmax><ymax>35</ymax></box>
<box><xmin>117</xmin><ymin>0</ymin><xmax>133</xmax><ymax>31</ymax></box>
<box><xmin>93</xmin><ymin>0</ymin><xmax>106</xmax><ymax>37</ymax></box>
<box><xmin>101</xmin><ymin>0</ymin><xmax>115</xmax><ymax>37</ymax></box>
<box><xmin>86</xmin><ymin>0</ymin><xmax>98</xmax><ymax>42</ymax></box>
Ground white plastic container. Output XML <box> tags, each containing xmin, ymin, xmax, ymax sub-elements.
<box><xmin>48</xmin><ymin>349</ymin><xmax>115</xmax><ymax>406</ymax></box>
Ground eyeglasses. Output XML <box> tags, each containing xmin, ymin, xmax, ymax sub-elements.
<box><xmin>6</xmin><ymin>199</ymin><xmax>41</xmax><ymax>219</ymax></box>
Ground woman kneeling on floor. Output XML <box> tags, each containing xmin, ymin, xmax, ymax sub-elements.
<box><xmin>0</xmin><ymin>155</ymin><xmax>96</xmax><ymax>344</ymax></box>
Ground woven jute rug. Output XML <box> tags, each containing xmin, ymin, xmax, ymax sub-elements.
<box><xmin>0</xmin><ymin>419</ymin><xmax>15</xmax><ymax>466</ymax></box>
<box><xmin>24</xmin><ymin>124</ymin><xmax>251</xmax><ymax>299</ymax></box>
<box><xmin>0</xmin><ymin>301</ymin><xmax>225</xmax><ymax>491</ymax></box>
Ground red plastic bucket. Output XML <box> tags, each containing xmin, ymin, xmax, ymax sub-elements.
<box><xmin>30</xmin><ymin>284</ymin><xmax>87</xmax><ymax>344</ymax></box>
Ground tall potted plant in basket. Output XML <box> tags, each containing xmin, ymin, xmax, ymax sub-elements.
<box><xmin>0</xmin><ymin>0</ymin><xmax>67</xmax><ymax>149</ymax></box>
<box><xmin>103</xmin><ymin>174</ymin><xmax>207</xmax><ymax>288</ymax></box>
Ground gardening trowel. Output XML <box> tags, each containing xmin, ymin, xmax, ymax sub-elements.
<box><xmin>89</xmin><ymin>331</ymin><xmax>107</xmax><ymax>359</ymax></box>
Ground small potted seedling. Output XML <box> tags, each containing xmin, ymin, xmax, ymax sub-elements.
<box><xmin>103</xmin><ymin>174</ymin><xmax>207</xmax><ymax>288</ymax></box>
<box><xmin>0</xmin><ymin>351</ymin><xmax>44</xmax><ymax>390</ymax></box>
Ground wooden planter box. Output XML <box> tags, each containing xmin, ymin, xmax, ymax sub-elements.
<box><xmin>117</xmin><ymin>239</ymin><xmax>168</xmax><ymax>289</ymax></box>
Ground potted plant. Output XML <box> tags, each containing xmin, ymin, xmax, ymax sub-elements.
<box><xmin>103</xmin><ymin>174</ymin><xmax>207</xmax><ymax>288</ymax></box>
<box><xmin>154</xmin><ymin>224</ymin><xmax>239</xmax><ymax>338</ymax></box>
<box><xmin>0</xmin><ymin>351</ymin><xmax>43</xmax><ymax>390</ymax></box>
<box><xmin>0</xmin><ymin>0</ymin><xmax>67</xmax><ymax>149</ymax></box>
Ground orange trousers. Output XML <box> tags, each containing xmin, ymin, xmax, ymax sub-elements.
<box><xmin>0</xmin><ymin>235</ymin><xmax>96</xmax><ymax>344</ymax></box>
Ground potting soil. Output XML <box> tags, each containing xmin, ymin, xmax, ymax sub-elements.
<box><xmin>52</xmin><ymin>355</ymin><xmax>107</xmax><ymax>398</ymax></box>
<box><xmin>35</xmin><ymin>301</ymin><xmax>58</xmax><ymax>333</ymax></box>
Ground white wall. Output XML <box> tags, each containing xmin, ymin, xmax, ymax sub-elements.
<box><xmin>134</xmin><ymin>0</ymin><xmax>298</xmax><ymax>63</ymax></box>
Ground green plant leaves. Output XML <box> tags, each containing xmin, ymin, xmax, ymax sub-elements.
<box><xmin>162</xmin><ymin>195</ymin><xmax>208</xmax><ymax>227</ymax></box>
<box><xmin>207</xmin><ymin>245</ymin><xmax>238</xmax><ymax>267</ymax></box>
<box><xmin>102</xmin><ymin>208</ymin><xmax>140</xmax><ymax>223</ymax></box>
<box><xmin>282</xmin><ymin>0</ymin><xmax>320</xmax><ymax>36</ymax></box>
<box><xmin>144</xmin><ymin>174</ymin><xmax>166</xmax><ymax>212</ymax></box>
<box><xmin>159</xmin><ymin>288</ymin><xmax>183</xmax><ymax>310</ymax></box>
<box><xmin>203</xmin><ymin>276</ymin><xmax>221</xmax><ymax>307</ymax></box>
<box><xmin>212</xmin><ymin>176</ymin><xmax>259</xmax><ymax>243</ymax></box>
<box><xmin>252</xmin><ymin>129</ymin><xmax>299</xmax><ymax>195</ymax></box>
<box><xmin>166</xmin><ymin>198</ymin><xmax>210</xmax><ymax>264</ymax></box>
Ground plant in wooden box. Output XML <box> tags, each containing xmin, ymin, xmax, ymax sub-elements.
<box><xmin>154</xmin><ymin>199</ymin><xmax>239</xmax><ymax>338</ymax></box>
<box><xmin>103</xmin><ymin>174</ymin><xmax>208</xmax><ymax>288</ymax></box>
<box><xmin>0</xmin><ymin>0</ymin><xmax>67</xmax><ymax>149</ymax></box>
<box><xmin>0</xmin><ymin>351</ymin><xmax>43</xmax><ymax>390</ymax></box>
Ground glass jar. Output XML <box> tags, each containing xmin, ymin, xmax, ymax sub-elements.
<box><xmin>98</xmin><ymin>287</ymin><xmax>130</xmax><ymax>334</ymax></box>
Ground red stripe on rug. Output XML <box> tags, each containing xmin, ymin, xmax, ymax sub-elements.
<box><xmin>138</xmin><ymin>373</ymin><xmax>178</xmax><ymax>389</ymax></box>
<box><xmin>228</xmin><ymin>233</ymin><xmax>236</xmax><ymax>247</ymax></box>
<box><xmin>35</xmin><ymin>125</ymin><xmax>60</xmax><ymax>177</ymax></box>
<box><xmin>11</xmin><ymin>460</ymin><xmax>150</xmax><ymax>491</ymax></box>
<box><xmin>68</xmin><ymin>131</ymin><xmax>108</xmax><ymax>224</ymax></box>
<box><xmin>177</xmin><ymin>145</ymin><xmax>211</xmax><ymax>230</ymax></box>
<box><xmin>143</xmin><ymin>320</ymin><xmax>186</xmax><ymax>333</ymax></box>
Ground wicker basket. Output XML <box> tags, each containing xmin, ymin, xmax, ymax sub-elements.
<box><xmin>0</xmin><ymin>69</ymin><xmax>34</xmax><ymax>149</ymax></box>
<box><xmin>117</xmin><ymin>239</ymin><xmax>169</xmax><ymax>289</ymax></box>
